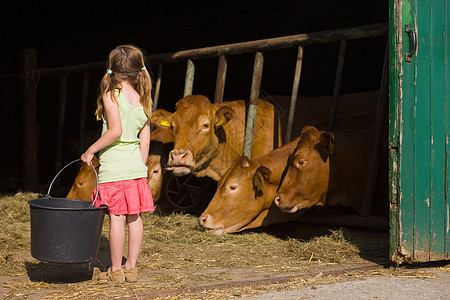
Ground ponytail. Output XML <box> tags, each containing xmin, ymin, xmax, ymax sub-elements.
<box><xmin>138</xmin><ymin>67</ymin><xmax>153</xmax><ymax>119</ymax></box>
<box><xmin>94</xmin><ymin>44</ymin><xmax>153</xmax><ymax>120</ymax></box>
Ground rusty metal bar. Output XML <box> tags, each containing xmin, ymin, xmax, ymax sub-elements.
<box><xmin>55</xmin><ymin>74</ymin><xmax>68</xmax><ymax>173</ymax></box>
<box><xmin>328</xmin><ymin>41</ymin><xmax>346</xmax><ymax>131</ymax></box>
<box><xmin>79</xmin><ymin>72</ymin><xmax>89</xmax><ymax>154</ymax></box>
<box><xmin>285</xmin><ymin>46</ymin><xmax>304</xmax><ymax>143</ymax></box>
<box><xmin>4</xmin><ymin>23</ymin><xmax>387</xmax><ymax>81</ymax></box>
<box><xmin>243</xmin><ymin>52</ymin><xmax>264</xmax><ymax>158</ymax></box>
<box><xmin>153</xmin><ymin>64</ymin><xmax>163</xmax><ymax>110</ymax></box>
<box><xmin>362</xmin><ymin>41</ymin><xmax>389</xmax><ymax>217</ymax></box>
<box><xmin>184</xmin><ymin>59</ymin><xmax>195</xmax><ymax>97</ymax></box>
<box><xmin>149</xmin><ymin>23</ymin><xmax>388</xmax><ymax>65</ymax></box>
<box><xmin>21</xmin><ymin>49</ymin><xmax>39</xmax><ymax>191</ymax></box>
<box><xmin>214</xmin><ymin>55</ymin><xmax>227</xmax><ymax>103</ymax></box>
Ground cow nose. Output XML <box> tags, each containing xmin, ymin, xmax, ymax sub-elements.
<box><xmin>170</xmin><ymin>150</ymin><xmax>188</xmax><ymax>163</ymax></box>
<box><xmin>198</xmin><ymin>213</ymin><xmax>209</xmax><ymax>227</ymax></box>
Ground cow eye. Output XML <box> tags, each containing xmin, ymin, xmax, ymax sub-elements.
<box><xmin>227</xmin><ymin>184</ymin><xmax>238</xmax><ymax>192</ymax></box>
<box><xmin>202</xmin><ymin>123</ymin><xmax>210</xmax><ymax>130</ymax></box>
<box><xmin>297</xmin><ymin>159</ymin><xmax>307</xmax><ymax>167</ymax></box>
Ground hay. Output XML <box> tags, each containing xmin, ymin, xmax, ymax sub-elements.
<box><xmin>0</xmin><ymin>192</ymin><xmax>40</xmax><ymax>275</ymax></box>
<box><xmin>0</xmin><ymin>192</ymin><xmax>389</xmax><ymax>299</ymax></box>
<box><xmin>284</xmin><ymin>228</ymin><xmax>360</xmax><ymax>263</ymax></box>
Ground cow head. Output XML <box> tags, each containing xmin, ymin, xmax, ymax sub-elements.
<box><xmin>146</xmin><ymin>140</ymin><xmax>172</xmax><ymax>202</ymax></box>
<box><xmin>67</xmin><ymin>156</ymin><xmax>100</xmax><ymax>201</ymax></box>
<box><xmin>274</xmin><ymin>126</ymin><xmax>334</xmax><ymax>213</ymax></box>
<box><xmin>198</xmin><ymin>156</ymin><xmax>275</xmax><ymax>234</ymax></box>
<box><xmin>166</xmin><ymin>95</ymin><xmax>235</xmax><ymax>177</ymax></box>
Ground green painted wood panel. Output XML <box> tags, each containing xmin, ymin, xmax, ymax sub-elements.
<box><xmin>414</xmin><ymin>0</ymin><xmax>432</xmax><ymax>261</ymax></box>
<box><xmin>429</xmin><ymin>0</ymin><xmax>447</xmax><ymax>261</ymax></box>
<box><xmin>389</xmin><ymin>0</ymin><xmax>449</xmax><ymax>262</ymax></box>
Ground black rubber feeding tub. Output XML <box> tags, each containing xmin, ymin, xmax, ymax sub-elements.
<box><xmin>28</xmin><ymin>159</ymin><xmax>107</xmax><ymax>263</ymax></box>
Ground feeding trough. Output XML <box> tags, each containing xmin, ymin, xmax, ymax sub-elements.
<box><xmin>28</xmin><ymin>159</ymin><xmax>107</xmax><ymax>263</ymax></box>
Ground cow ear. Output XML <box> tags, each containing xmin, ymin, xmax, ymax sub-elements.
<box><xmin>214</xmin><ymin>106</ymin><xmax>234</xmax><ymax>144</ymax></box>
<box><xmin>91</xmin><ymin>155</ymin><xmax>100</xmax><ymax>169</ymax></box>
<box><xmin>150</xmin><ymin>109</ymin><xmax>173</xmax><ymax>129</ymax></box>
<box><xmin>252</xmin><ymin>166</ymin><xmax>272</xmax><ymax>198</ymax></box>
<box><xmin>314</xmin><ymin>132</ymin><xmax>335</xmax><ymax>163</ymax></box>
<box><xmin>215</xmin><ymin>106</ymin><xmax>235</xmax><ymax>127</ymax></box>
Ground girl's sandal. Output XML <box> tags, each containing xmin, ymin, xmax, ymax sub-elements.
<box><xmin>123</xmin><ymin>266</ymin><xmax>139</xmax><ymax>282</ymax></box>
<box><xmin>97</xmin><ymin>267</ymin><xmax>125</xmax><ymax>282</ymax></box>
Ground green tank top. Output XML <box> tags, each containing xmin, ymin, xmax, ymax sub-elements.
<box><xmin>98</xmin><ymin>90</ymin><xmax>148</xmax><ymax>183</ymax></box>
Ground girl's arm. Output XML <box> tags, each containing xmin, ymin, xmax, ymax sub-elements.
<box><xmin>81</xmin><ymin>92</ymin><xmax>122</xmax><ymax>165</ymax></box>
<box><xmin>139</xmin><ymin>119</ymin><xmax>151</xmax><ymax>164</ymax></box>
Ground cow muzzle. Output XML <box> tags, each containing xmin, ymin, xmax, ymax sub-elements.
<box><xmin>167</xmin><ymin>149</ymin><xmax>194</xmax><ymax>176</ymax></box>
<box><xmin>197</xmin><ymin>213</ymin><xmax>224</xmax><ymax>234</ymax></box>
<box><xmin>274</xmin><ymin>194</ymin><xmax>298</xmax><ymax>213</ymax></box>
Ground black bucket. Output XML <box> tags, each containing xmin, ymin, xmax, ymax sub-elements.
<box><xmin>28</xmin><ymin>159</ymin><xmax>107</xmax><ymax>263</ymax></box>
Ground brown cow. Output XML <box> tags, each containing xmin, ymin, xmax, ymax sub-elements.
<box><xmin>198</xmin><ymin>139</ymin><xmax>302</xmax><ymax>234</ymax></box>
<box><xmin>151</xmin><ymin>95</ymin><xmax>281</xmax><ymax>181</ymax></box>
<box><xmin>197</xmin><ymin>114</ymin><xmax>380</xmax><ymax>234</ymax></box>
<box><xmin>66</xmin><ymin>109</ymin><xmax>174</xmax><ymax>203</ymax></box>
<box><xmin>273</xmin><ymin>126</ymin><xmax>374</xmax><ymax>214</ymax></box>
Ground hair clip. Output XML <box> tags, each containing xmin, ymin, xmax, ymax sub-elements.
<box><xmin>141</xmin><ymin>66</ymin><xmax>146</xmax><ymax>71</ymax></box>
<box><xmin>107</xmin><ymin>69</ymin><xmax>113</xmax><ymax>74</ymax></box>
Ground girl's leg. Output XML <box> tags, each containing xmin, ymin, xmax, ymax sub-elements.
<box><xmin>124</xmin><ymin>213</ymin><xmax>143</xmax><ymax>270</ymax></box>
<box><xmin>109</xmin><ymin>214</ymin><xmax>126</xmax><ymax>272</ymax></box>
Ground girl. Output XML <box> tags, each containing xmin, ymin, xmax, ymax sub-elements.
<box><xmin>81</xmin><ymin>44</ymin><xmax>154</xmax><ymax>282</ymax></box>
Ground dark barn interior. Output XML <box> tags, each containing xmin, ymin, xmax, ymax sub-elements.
<box><xmin>1</xmin><ymin>0</ymin><xmax>387</xmax><ymax>195</ymax></box>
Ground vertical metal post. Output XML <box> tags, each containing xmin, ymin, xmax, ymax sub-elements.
<box><xmin>328</xmin><ymin>41</ymin><xmax>346</xmax><ymax>131</ymax></box>
<box><xmin>243</xmin><ymin>52</ymin><xmax>264</xmax><ymax>158</ymax></box>
<box><xmin>21</xmin><ymin>48</ymin><xmax>39</xmax><ymax>191</ymax></box>
<box><xmin>79</xmin><ymin>71</ymin><xmax>89</xmax><ymax>154</ymax></box>
<box><xmin>214</xmin><ymin>55</ymin><xmax>227</xmax><ymax>103</ymax></box>
<box><xmin>55</xmin><ymin>74</ymin><xmax>68</xmax><ymax>173</ymax></box>
<box><xmin>362</xmin><ymin>41</ymin><xmax>389</xmax><ymax>217</ymax></box>
<box><xmin>184</xmin><ymin>59</ymin><xmax>195</xmax><ymax>97</ymax></box>
<box><xmin>285</xmin><ymin>46</ymin><xmax>304</xmax><ymax>143</ymax></box>
<box><xmin>153</xmin><ymin>64</ymin><xmax>163</xmax><ymax>110</ymax></box>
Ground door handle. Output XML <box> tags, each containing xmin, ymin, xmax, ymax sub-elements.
<box><xmin>405</xmin><ymin>25</ymin><xmax>417</xmax><ymax>62</ymax></box>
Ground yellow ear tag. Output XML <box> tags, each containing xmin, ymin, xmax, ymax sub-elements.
<box><xmin>216</xmin><ymin>119</ymin><xmax>224</xmax><ymax>126</ymax></box>
<box><xmin>160</xmin><ymin>120</ymin><xmax>171</xmax><ymax>127</ymax></box>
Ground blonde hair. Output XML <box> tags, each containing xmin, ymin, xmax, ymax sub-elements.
<box><xmin>95</xmin><ymin>44</ymin><xmax>153</xmax><ymax>120</ymax></box>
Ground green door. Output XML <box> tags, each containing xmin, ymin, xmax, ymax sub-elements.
<box><xmin>389</xmin><ymin>0</ymin><xmax>449</xmax><ymax>263</ymax></box>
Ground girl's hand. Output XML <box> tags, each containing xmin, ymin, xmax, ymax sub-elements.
<box><xmin>81</xmin><ymin>150</ymin><xmax>94</xmax><ymax>166</ymax></box>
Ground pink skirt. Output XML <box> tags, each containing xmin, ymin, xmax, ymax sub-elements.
<box><xmin>91</xmin><ymin>177</ymin><xmax>155</xmax><ymax>215</ymax></box>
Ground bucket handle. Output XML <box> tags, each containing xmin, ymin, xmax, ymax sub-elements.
<box><xmin>46</xmin><ymin>158</ymin><xmax>99</xmax><ymax>207</ymax></box>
